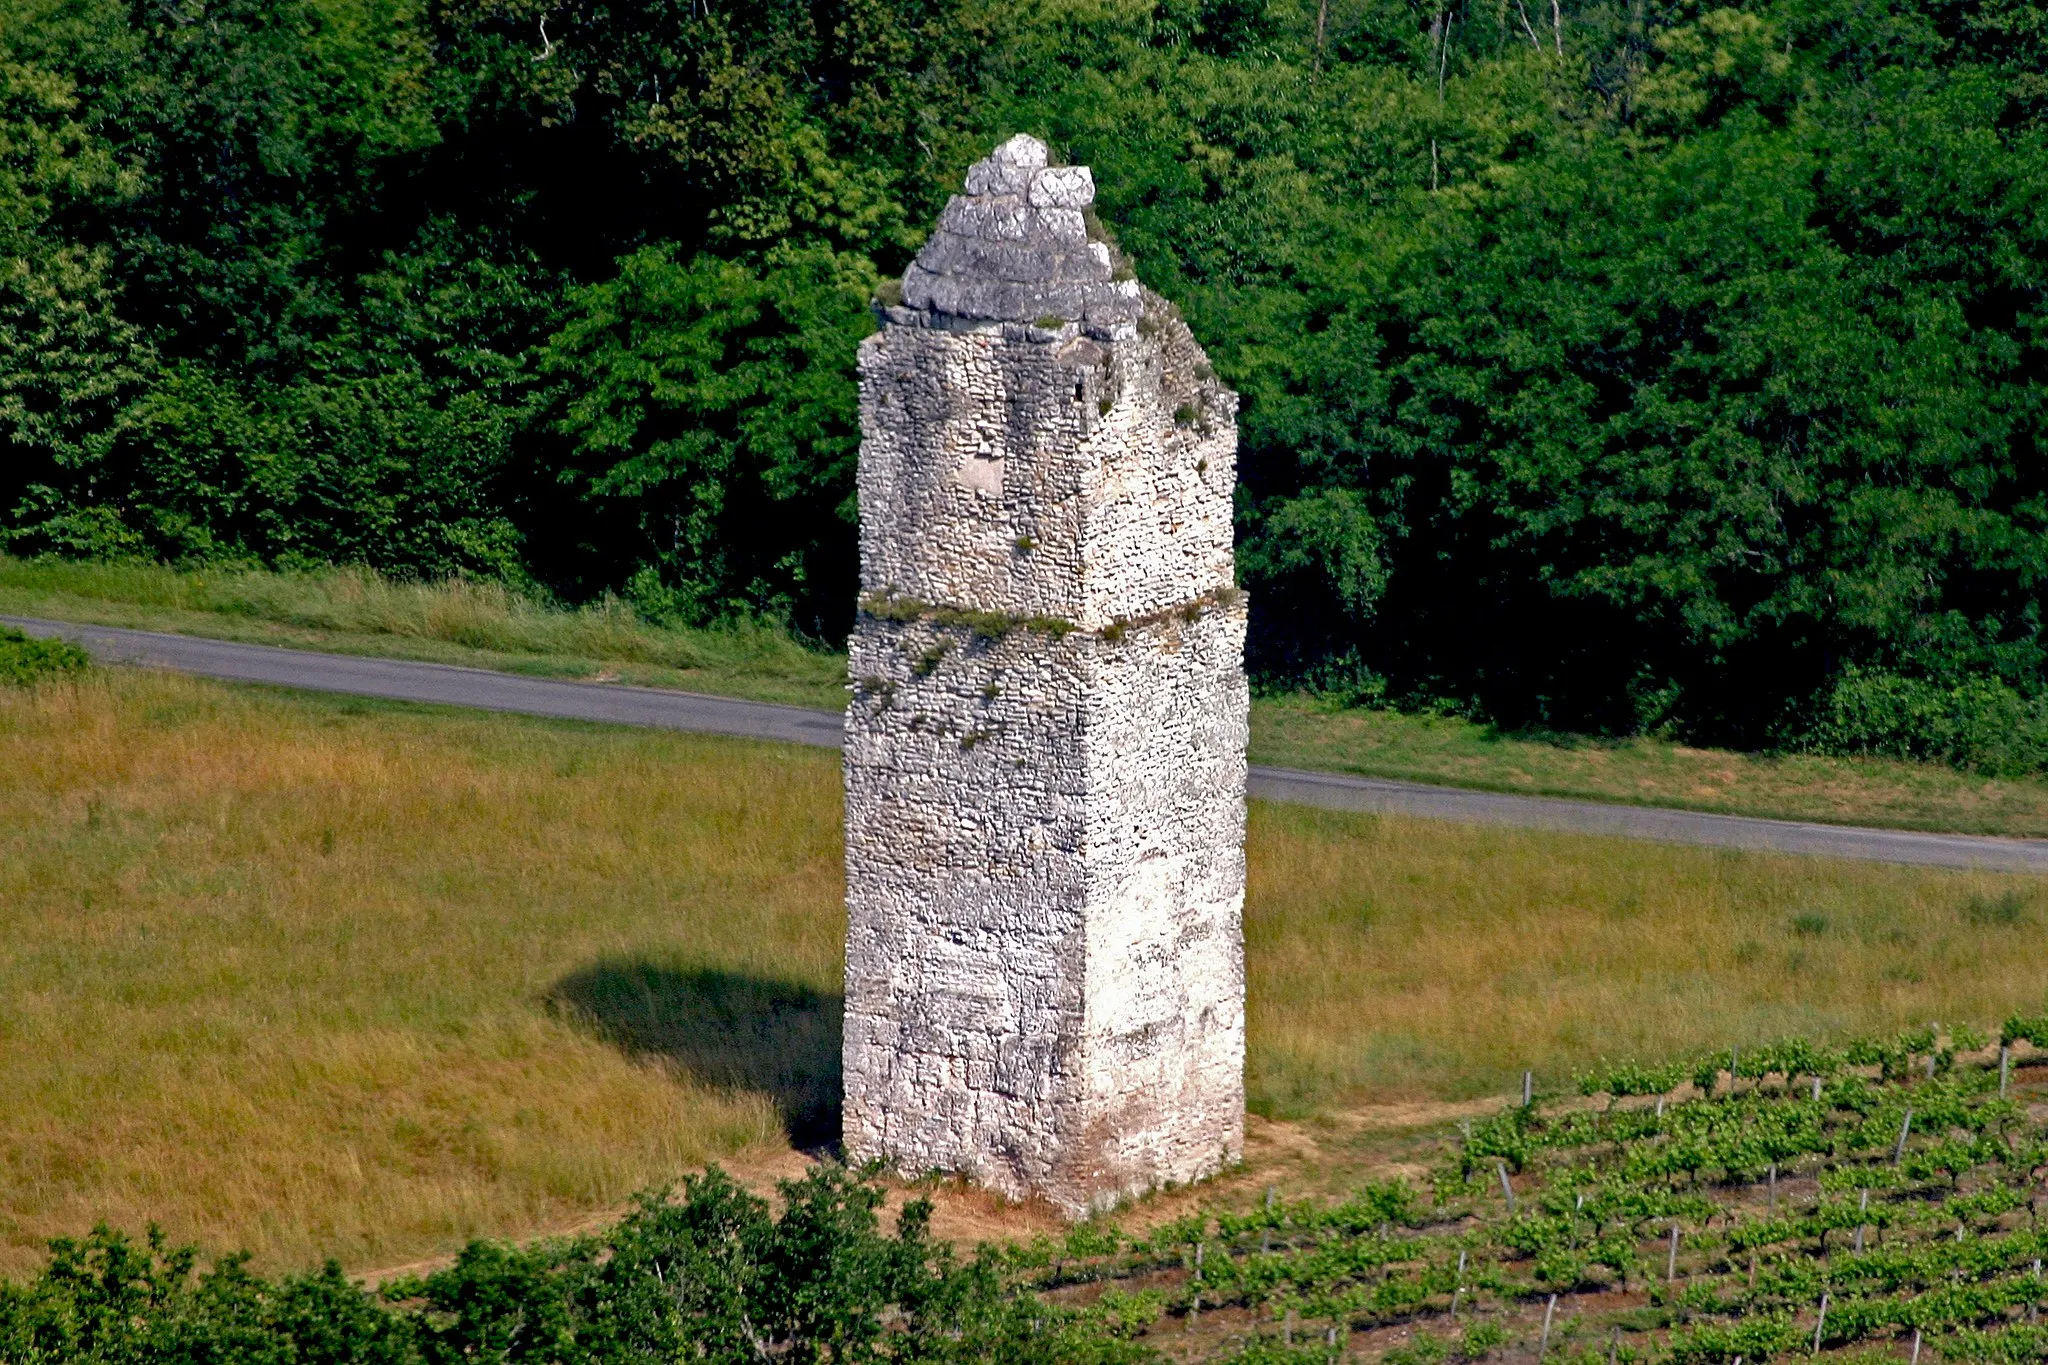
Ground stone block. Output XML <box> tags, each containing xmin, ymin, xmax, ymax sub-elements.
<box><xmin>1029</xmin><ymin>165</ymin><xmax>1096</xmax><ymax>209</ymax></box>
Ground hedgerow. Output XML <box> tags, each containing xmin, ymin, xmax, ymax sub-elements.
<box><xmin>0</xmin><ymin>1166</ymin><xmax>1153</xmax><ymax>1365</ymax></box>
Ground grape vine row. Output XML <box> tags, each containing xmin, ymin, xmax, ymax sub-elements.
<box><xmin>1003</xmin><ymin>1017</ymin><xmax>2048</xmax><ymax>1365</ymax></box>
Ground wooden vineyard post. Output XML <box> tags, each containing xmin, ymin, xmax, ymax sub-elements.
<box><xmin>1812</xmin><ymin>1292</ymin><xmax>1830</xmax><ymax>1354</ymax></box>
<box><xmin>1538</xmin><ymin>1293</ymin><xmax>1557</xmax><ymax>1359</ymax></box>
<box><xmin>1893</xmin><ymin>1110</ymin><xmax>1913</xmax><ymax>1166</ymax></box>
<box><xmin>1667</xmin><ymin>1224</ymin><xmax>1680</xmax><ymax>1282</ymax></box>
<box><xmin>1499</xmin><ymin>1162</ymin><xmax>1517</xmax><ymax>1213</ymax></box>
<box><xmin>2001</xmin><ymin>1046</ymin><xmax>2011</xmax><ymax>1097</ymax></box>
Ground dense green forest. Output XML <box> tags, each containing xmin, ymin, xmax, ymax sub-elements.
<box><xmin>0</xmin><ymin>0</ymin><xmax>2044</xmax><ymax>750</ymax></box>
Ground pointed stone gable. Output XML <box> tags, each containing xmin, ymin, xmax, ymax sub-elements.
<box><xmin>900</xmin><ymin>134</ymin><xmax>1141</xmax><ymax>327</ymax></box>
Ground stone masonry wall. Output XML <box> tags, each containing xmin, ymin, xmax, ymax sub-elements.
<box><xmin>855</xmin><ymin>314</ymin><xmax>1237</xmax><ymax>628</ymax></box>
<box><xmin>843</xmin><ymin>134</ymin><xmax>1247</xmax><ymax>1216</ymax></box>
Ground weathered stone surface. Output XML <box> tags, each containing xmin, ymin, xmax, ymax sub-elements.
<box><xmin>963</xmin><ymin>132</ymin><xmax>1047</xmax><ymax>195</ymax></box>
<box><xmin>898</xmin><ymin>133</ymin><xmax>1140</xmax><ymax>328</ymax></box>
<box><xmin>1029</xmin><ymin>165</ymin><xmax>1095</xmax><ymax>209</ymax></box>
<box><xmin>843</xmin><ymin>136</ymin><xmax>1247</xmax><ymax>1217</ymax></box>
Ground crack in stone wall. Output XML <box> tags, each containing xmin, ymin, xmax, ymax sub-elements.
<box><xmin>843</xmin><ymin>134</ymin><xmax>1247</xmax><ymax>1216</ymax></box>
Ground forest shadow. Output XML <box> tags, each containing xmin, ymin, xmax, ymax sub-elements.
<box><xmin>549</xmin><ymin>960</ymin><xmax>842</xmax><ymax>1150</ymax></box>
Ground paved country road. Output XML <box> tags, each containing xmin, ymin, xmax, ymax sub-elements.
<box><xmin>13</xmin><ymin>613</ymin><xmax>2048</xmax><ymax>874</ymax></box>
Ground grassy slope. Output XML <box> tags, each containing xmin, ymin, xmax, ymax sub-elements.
<box><xmin>0</xmin><ymin>557</ymin><xmax>850</xmax><ymax>709</ymax></box>
<box><xmin>4</xmin><ymin>669</ymin><xmax>2045</xmax><ymax>1274</ymax></box>
<box><xmin>1253</xmin><ymin>696</ymin><xmax>2048</xmax><ymax>836</ymax></box>
<box><xmin>8</xmin><ymin>557</ymin><xmax>2048</xmax><ymax>835</ymax></box>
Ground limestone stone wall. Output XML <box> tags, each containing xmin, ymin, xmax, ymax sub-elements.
<box><xmin>842</xmin><ymin>134</ymin><xmax>1247</xmax><ymax>1216</ymax></box>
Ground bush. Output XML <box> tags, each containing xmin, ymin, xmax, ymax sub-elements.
<box><xmin>0</xmin><ymin>626</ymin><xmax>88</xmax><ymax>686</ymax></box>
<box><xmin>0</xmin><ymin>1166</ymin><xmax>1154</xmax><ymax>1365</ymax></box>
<box><xmin>1791</xmin><ymin>668</ymin><xmax>2048</xmax><ymax>778</ymax></box>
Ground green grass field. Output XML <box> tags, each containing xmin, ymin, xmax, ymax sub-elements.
<box><xmin>4</xmin><ymin>667</ymin><xmax>2045</xmax><ymax>1277</ymax></box>
<box><xmin>9</xmin><ymin>555</ymin><xmax>2048</xmax><ymax>834</ymax></box>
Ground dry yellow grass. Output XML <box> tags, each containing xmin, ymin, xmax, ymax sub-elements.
<box><xmin>1245</xmin><ymin>803</ymin><xmax>2048</xmax><ymax>1113</ymax></box>
<box><xmin>0</xmin><ymin>672</ymin><xmax>840</xmax><ymax>1277</ymax></box>
<box><xmin>2</xmin><ymin>670</ymin><xmax>2044</xmax><ymax>1278</ymax></box>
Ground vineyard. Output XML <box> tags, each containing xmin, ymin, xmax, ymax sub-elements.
<box><xmin>5</xmin><ymin>1018</ymin><xmax>2048</xmax><ymax>1362</ymax></box>
<box><xmin>1005</xmin><ymin>1015</ymin><xmax>2048</xmax><ymax>1364</ymax></box>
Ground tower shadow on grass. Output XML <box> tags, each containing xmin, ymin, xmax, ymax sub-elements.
<box><xmin>548</xmin><ymin>961</ymin><xmax>842</xmax><ymax>1151</ymax></box>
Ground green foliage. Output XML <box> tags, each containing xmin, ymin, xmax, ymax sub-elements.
<box><xmin>1579</xmin><ymin>1060</ymin><xmax>1695</xmax><ymax>1098</ymax></box>
<box><xmin>1793</xmin><ymin>669</ymin><xmax>2048</xmax><ymax>778</ymax></box>
<box><xmin>1</xmin><ymin>0</ymin><xmax>2045</xmax><ymax>741</ymax></box>
<box><xmin>922</xmin><ymin>1030</ymin><xmax>2036</xmax><ymax>1358</ymax></box>
<box><xmin>0</xmin><ymin>624</ymin><xmax>86</xmax><ymax>684</ymax></box>
<box><xmin>1138</xmin><ymin>1019</ymin><xmax>2043</xmax><ymax>1360</ymax></box>
<box><xmin>2003</xmin><ymin>1013</ymin><xmax>2048</xmax><ymax>1049</ymax></box>
<box><xmin>1458</xmin><ymin>1321</ymin><xmax>1509</xmax><ymax>1359</ymax></box>
<box><xmin>541</xmin><ymin>246</ymin><xmax>875</xmax><ymax>629</ymax></box>
<box><xmin>0</xmin><ymin>1165</ymin><xmax>1158</xmax><ymax>1364</ymax></box>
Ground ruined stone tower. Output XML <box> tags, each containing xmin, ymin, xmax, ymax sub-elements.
<box><xmin>842</xmin><ymin>134</ymin><xmax>1247</xmax><ymax>1216</ymax></box>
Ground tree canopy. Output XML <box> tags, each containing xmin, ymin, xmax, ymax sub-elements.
<box><xmin>2</xmin><ymin>0</ymin><xmax>2044</xmax><ymax>746</ymax></box>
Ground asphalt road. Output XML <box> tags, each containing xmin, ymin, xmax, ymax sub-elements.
<box><xmin>14</xmin><ymin>613</ymin><xmax>2048</xmax><ymax>874</ymax></box>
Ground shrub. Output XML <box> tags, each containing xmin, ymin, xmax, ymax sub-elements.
<box><xmin>0</xmin><ymin>626</ymin><xmax>88</xmax><ymax>686</ymax></box>
<box><xmin>0</xmin><ymin>1166</ymin><xmax>1154</xmax><ymax>1365</ymax></box>
<box><xmin>1791</xmin><ymin>668</ymin><xmax>2048</xmax><ymax>777</ymax></box>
